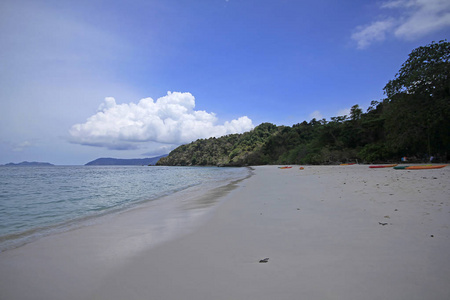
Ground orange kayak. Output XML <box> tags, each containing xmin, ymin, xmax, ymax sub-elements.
<box><xmin>369</xmin><ymin>164</ymin><xmax>398</xmax><ymax>168</ymax></box>
<box><xmin>405</xmin><ymin>165</ymin><xmax>446</xmax><ymax>170</ymax></box>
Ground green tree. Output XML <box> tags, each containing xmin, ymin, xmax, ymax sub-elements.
<box><xmin>349</xmin><ymin>104</ymin><xmax>363</xmax><ymax>121</ymax></box>
<box><xmin>383</xmin><ymin>40</ymin><xmax>450</xmax><ymax>158</ymax></box>
<box><xmin>384</xmin><ymin>40</ymin><xmax>450</xmax><ymax>98</ymax></box>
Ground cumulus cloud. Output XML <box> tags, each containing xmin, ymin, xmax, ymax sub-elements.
<box><xmin>69</xmin><ymin>92</ymin><xmax>254</xmax><ymax>150</ymax></box>
<box><xmin>352</xmin><ymin>0</ymin><xmax>450</xmax><ymax>49</ymax></box>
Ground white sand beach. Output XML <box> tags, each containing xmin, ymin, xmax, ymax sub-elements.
<box><xmin>1</xmin><ymin>165</ymin><xmax>449</xmax><ymax>300</ymax></box>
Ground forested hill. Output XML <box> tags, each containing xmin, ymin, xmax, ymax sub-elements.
<box><xmin>157</xmin><ymin>41</ymin><xmax>450</xmax><ymax>167</ymax></box>
<box><xmin>157</xmin><ymin>123</ymin><xmax>279</xmax><ymax>166</ymax></box>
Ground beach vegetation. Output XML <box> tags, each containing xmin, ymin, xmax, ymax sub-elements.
<box><xmin>157</xmin><ymin>41</ymin><xmax>450</xmax><ymax>166</ymax></box>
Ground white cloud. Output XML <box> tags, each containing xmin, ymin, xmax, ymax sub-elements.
<box><xmin>381</xmin><ymin>0</ymin><xmax>415</xmax><ymax>9</ymax></box>
<box><xmin>336</xmin><ymin>108</ymin><xmax>351</xmax><ymax>117</ymax></box>
<box><xmin>352</xmin><ymin>20</ymin><xmax>395</xmax><ymax>49</ymax></box>
<box><xmin>12</xmin><ymin>141</ymin><xmax>33</xmax><ymax>152</ymax></box>
<box><xmin>352</xmin><ymin>0</ymin><xmax>450</xmax><ymax>48</ymax></box>
<box><xmin>69</xmin><ymin>92</ymin><xmax>254</xmax><ymax>150</ymax></box>
<box><xmin>309</xmin><ymin>110</ymin><xmax>323</xmax><ymax>120</ymax></box>
<box><xmin>394</xmin><ymin>0</ymin><xmax>450</xmax><ymax>39</ymax></box>
<box><xmin>308</xmin><ymin>108</ymin><xmax>354</xmax><ymax>121</ymax></box>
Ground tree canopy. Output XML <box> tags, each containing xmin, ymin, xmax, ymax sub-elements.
<box><xmin>384</xmin><ymin>40</ymin><xmax>450</xmax><ymax>98</ymax></box>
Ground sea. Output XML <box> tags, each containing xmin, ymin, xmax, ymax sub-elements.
<box><xmin>0</xmin><ymin>165</ymin><xmax>251</xmax><ymax>252</ymax></box>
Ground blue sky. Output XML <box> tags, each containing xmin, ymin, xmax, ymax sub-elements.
<box><xmin>1</xmin><ymin>0</ymin><xmax>449</xmax><ymax>165</ymax></box>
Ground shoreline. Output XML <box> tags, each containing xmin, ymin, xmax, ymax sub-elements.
<box><xmin>0</xmin><ymin>166</ymin><xmax>251</xmax><ymax>252</ymax></box>
<box><xmin>1</xmin><ymin>165</ymin><xmax>449</xmax><ymax>299</ymax></box>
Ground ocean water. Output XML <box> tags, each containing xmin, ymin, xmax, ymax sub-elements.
<box><xmin>0</xmin><ymin>165</ymin><xmax>250</xmax><ymax>251</ymax></box>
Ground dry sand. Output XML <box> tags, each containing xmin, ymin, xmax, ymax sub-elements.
<box><xmin>1</xmin><ymin>165</ymin><xmax>449</xmax><ymax>300</ymax></box>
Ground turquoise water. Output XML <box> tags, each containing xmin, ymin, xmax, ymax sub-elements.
<box><xmin>0</xmin><ymin>166</ymin><xmax>250</xmax><ymax>251</ymax></box>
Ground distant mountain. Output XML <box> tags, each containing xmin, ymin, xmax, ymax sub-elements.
<box><xmin>4</xmin><ymin>161</ymin><xmax>54</xmax><ymax>166</ymax></box>
<box><xmin>85</xmin><ymin>155</ymin><xmax>168</xmax><ymax>166</ymax></box>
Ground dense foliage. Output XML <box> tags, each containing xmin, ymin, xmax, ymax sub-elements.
<box><xmin>157</xmin><ymin>41</ymin><xmax>450</xmax><ymax>166</ymax></box>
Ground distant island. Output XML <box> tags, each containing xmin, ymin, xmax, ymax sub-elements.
<box><xmin>3</xmin><ymin>161</ymin><xmax>54</xmax><ymax>166</ymax></box>
<box><xmin>85</xmin><ymin>155</ymin><xmax>168</xmax><ymax>166</ymax></box>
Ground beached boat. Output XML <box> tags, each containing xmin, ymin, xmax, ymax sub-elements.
<box><xmin>369</xmin><ymin>164</ymin><xmax>398</xmax><ymax>168</ymax></box>
<box><xmin>405</xmin><ymin>165</ymin><xmax>446</xmax><ymax>170</ymax></box>
<box><xmin>278</xmin><ymin>166</ymin><xmax>292</xmax><ymax>169</ymax></box>
<box><xmin>394</xmin><ymin>165</ymin><xmax>446</xmax><ymax>170</ymax></box>
<box><xmin>340</xmin><ymin>163</ymin><xmax>355</xmax><ymax>166</ymax></box>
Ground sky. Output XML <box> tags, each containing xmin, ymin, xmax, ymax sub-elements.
<box><xmin>1</xmin><ymin>0</ymin><xmax>449</xmax><ymax>165</ymax></box>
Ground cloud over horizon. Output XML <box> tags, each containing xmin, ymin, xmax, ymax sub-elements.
<box><xmin>352</xmin><ymin>0</ymin><xmax>450</xmax><ymax>49</ymax></box>
<box><xmin>69</xmin><ymin>92</ymin><xmax>254</xmax><ymax>150</ymax></box>
<box><xmin>309</xmin><ymin>110</ymin><xmax>323</xmax><ymax>120</ymax></box>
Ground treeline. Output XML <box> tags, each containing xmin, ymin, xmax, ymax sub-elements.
<box><xmin>157</xmin><ymin>41</ymin><xmax>450</xmax><ymax>166</ymax></box>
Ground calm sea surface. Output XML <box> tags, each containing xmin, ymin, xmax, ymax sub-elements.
<box><xmin>0</xmin><ymin>165</ymin><xmax>250</xmax><ymax>251</ymax></box>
